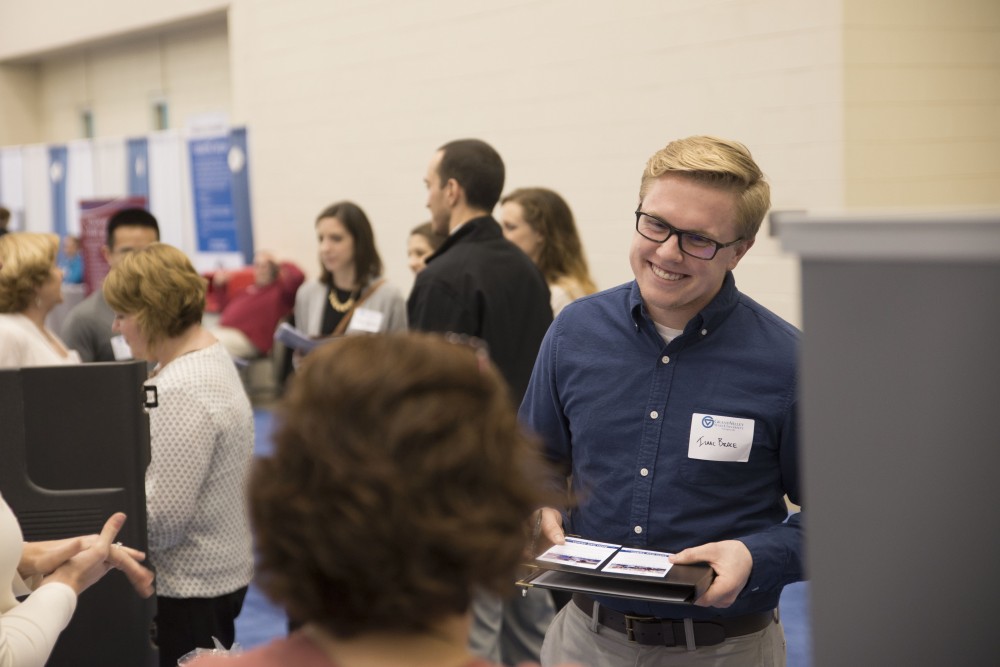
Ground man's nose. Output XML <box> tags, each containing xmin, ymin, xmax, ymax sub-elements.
<box><xmin>655</xmin><ymin>232</ymin><xmax>685</xmax><ymax>261</ymax></box>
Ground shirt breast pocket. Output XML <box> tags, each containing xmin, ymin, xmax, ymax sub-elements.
<box><xmin>679</xmin><ymin>456</ymin><xmax>756</xmax><ymax>486</ymax></box>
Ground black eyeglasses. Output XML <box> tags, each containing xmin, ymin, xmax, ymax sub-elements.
<box><xmin>634</xmin><ymin>210</ymin><xmax>743</xmax><ymax>260</ymax></box>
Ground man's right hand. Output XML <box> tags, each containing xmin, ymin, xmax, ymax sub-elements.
<box><xmin>537</xmin><ymin>507</ymin><xmax>566</xmax><ymax>553</ymax></box>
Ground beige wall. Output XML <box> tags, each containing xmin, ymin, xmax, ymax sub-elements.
<box><xmin>227</xmin><ymin>0</ymin><xmax>847</xmax><ymax>326</ymax></box>
<box><xmin>0</xmin><ymin>64</ymin><xmax>41</xmax><ymax>145</ymax></box>
<box><xmin>844</xmin><ymin>0</ymin><xmax>1000</xmax><ymax>207</ymax></box>
<box><xmin>0</xmin><ymin>0</ymin><xmax>228</xmax><ymax>61</ymax></box>
<box><xmin>1</xmin><ymin>0</ymin><xmax>860</xmax><ymax>328</ymax></box>
<box><xmin>36</xmin><ymin>19</ymin><xmax>231</xmax><ymax>142</ymax></box>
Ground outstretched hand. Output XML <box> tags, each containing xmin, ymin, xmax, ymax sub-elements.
<box><xmin>669</xmin><ymin>539</ymin><xmax>753</xmax><ymax>608</ymax></box>
<box><xmin>40</xmin><ymin>513</ymin><xmax>154</xmax><ymax>598</ymax></box>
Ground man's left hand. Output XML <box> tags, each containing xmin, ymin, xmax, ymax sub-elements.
<box><xmin>669</xmin><ymin>540</ymin><xmax>752</xmax><ymax>608</ymax></box>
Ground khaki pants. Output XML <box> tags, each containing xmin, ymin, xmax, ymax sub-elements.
<box><xmin>541</xmin><ymin>599</ymin><xmax>786</xmax><ymax>667</ymax></box>
<box><xmin>211</xmin><ymin>326</ymin><xmax>259</xmax><ymax>359</ymax></box>
<box><xmin>469</xmin><ymin>588</ymin><xmax>555</xmax><ymax>665</ymax></box>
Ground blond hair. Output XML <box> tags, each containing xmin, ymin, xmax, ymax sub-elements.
<box><xmin>103</xmin><ymin>243</ymin><xmax>206</xmax><ymax>344</ymax></box>
<box><xmin>0</xmin><ymin>232</ymin><xmax>59</xmax><ymax>313</ymax></box>
<box><xmin>640</xmin><ymin>136</ymin><xmax>770</xmax><ymax>240</ymax></box>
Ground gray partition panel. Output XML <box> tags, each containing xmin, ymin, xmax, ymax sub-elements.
<box><xmin>780</xmin><ymin>212</ymin><xmax>1000</xmax><ymax>667</ymax></box>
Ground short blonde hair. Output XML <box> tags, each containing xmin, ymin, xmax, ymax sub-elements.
<box><xmin>639</xmin><ymin>135</ymin><xmax>771</xmax><ymax>240</ymax></box>
<box><xmin>103</xmin><ymin>243</ymin><xmax>206</xmax><ymax>344</ymax></box>
<box><xmin>0</xmin><ymin>232</ymin><xmax>59</xmax><ymax>313</ymax></box>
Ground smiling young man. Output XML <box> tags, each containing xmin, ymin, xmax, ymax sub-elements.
<box><xmin>521</xmin><ymin>136</ymin><xmax>802</xmax><ymax>667</ymax></box>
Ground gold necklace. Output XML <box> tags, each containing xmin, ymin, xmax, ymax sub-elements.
<box><xmin>328</xmin><ymin>287</ymin><xmax>356</xmax><ymax>313</ymax></box>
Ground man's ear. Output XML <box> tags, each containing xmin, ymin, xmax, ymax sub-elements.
<box><xmin>727</xmin><ymin>237</ymin><xmax>755</xmax><ymax>271</ymax></box>
<box><xmin>101</xmin><ymin>244</ymin><xmax>112</xmax><ymax>265</ymax></box>
<box><xmin>445</xmin><ymin>178</ymin><xmax>462</xmax><ymax>207</ymax></box>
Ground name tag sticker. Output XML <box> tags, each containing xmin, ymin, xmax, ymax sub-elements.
<box><xmin>688</xmin><ymin>413</ymin><xmax>755</xmax><ymax>463</ymax></box>
<box><xmin>110</xmin><ymin>334</ymin><xmax>134</xmax><ymax>361</ymax></box>
<box><xmin>346</xmin><ymin>308</ymin><xmax>384</xmax><ymax>333</ymax></box>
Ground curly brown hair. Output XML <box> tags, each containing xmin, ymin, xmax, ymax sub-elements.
<box><xmin>252</xmin><ymin>333</ymin><xmax>553</xmax><ymax>638</ymax></box>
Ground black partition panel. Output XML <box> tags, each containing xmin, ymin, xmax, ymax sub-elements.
<box><xmin>0</xmin><ymin>361</ymin><xmax>157</xmax><ymax>667</ymax></box>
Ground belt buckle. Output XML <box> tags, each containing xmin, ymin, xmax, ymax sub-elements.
<box><xmin>623</xmin><ymin>613</ymin><xmax>657</xmax><ymax>642</ymax></box>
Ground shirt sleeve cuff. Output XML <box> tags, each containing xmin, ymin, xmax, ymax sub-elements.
<box><xmin>736</xmin><ymin>534</ymin><xmax>786</xmax><ymax>597</ymax></box>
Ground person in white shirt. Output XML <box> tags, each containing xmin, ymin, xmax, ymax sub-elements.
<box><xmin>0</xmin><ymin>232</ymin><xmax>81</xmax><ymax>368</ymax></box>
<box><xmin>1</xmin><ymin>498</ymin><xmax>153</xmax><ymax>667</ymax></box>
<box><xmin>103</xmin><ymin>243</ymin><xmax>254</xmax><ymax>667</ymax></box>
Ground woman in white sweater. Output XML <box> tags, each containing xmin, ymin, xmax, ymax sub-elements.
<box><xmin>104</xmin><ymin>243</ymin><xmax>254</xmax><ymax>667</ymax></box>
<box><xmin>0</xmin><ymin>497</ymin><xmax>153</xmax><ymax>667</ymax></box>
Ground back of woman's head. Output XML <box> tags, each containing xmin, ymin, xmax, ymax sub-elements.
<box><xmin>102</xmin><ymin>243</ymin><xmax>206</xmax><ymax>343</ymax></box>
<box><xmin>0</xmin><ymin>232</ymin><xmax>59</xmax><ymax>313</ymax></box>
<box><xmin>253</xmin><ymin>333</ymin><xmax>551</xmax><ymax>638</ymax></box>
<box><xmin>500</xmin><ymin>187</ymin><xmax>596</xmax><ymax>293</ymax></box>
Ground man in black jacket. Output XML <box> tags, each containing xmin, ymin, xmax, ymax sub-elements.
<box><xmin>407</xmin><ymin>139</ymin><xmax>554</xmax><ymax>664</ymax></box>
<box><xmin>408</xmin><ymin>138</ymin><xmax>552</xmax><ymax>402</ymax></box>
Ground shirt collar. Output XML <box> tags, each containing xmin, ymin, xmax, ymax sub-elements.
<box><xmin>628</xmin><ymin>271</ymin><xmax>740</xmax><ymax>336</ymax></box>
<box><xmin>426</xmin><ymin>216</ymin><xmax>501</xmax><ymax>264</ymax></box>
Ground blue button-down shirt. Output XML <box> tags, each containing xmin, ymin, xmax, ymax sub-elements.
<box><xmin>520</xmin><ymin>272</ymin><xmax>803</xmax><ymax>620</ymax></box>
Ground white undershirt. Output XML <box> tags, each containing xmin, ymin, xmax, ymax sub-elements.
<box><xmin>653</xmin><ymin>321</ymin><xmax>684</xmax><ymax>345</ymax></box>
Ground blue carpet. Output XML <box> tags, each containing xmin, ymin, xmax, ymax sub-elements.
<box><xmin>237</xmin><ymin>408</ymin><xmax>813</xmax><ymax>666</ymax></box>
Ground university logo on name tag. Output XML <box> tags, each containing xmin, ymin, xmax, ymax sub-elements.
<box><xmin>688</xmin><ymin>413</ymin><xmax>755</xmax><ymax>462</ymax></box>
<box><xmin>346</xmin><ymin>307</ymin><xmax>384</xmax><ymax>333</ymax></box>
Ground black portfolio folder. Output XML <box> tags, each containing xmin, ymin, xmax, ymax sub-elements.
<box><xmin>517</xmin><ymin>540</ymin><xmax>715</xmax><ymax>605</ymax></box>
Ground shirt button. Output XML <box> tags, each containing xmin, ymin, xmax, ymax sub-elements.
<box><xmin>640</xmin><ymin>468</ymin><xmax>649</xmax><ymax>477</ymax></box>
<box><xmin>650</xmin><ymin>411</ymin><xmax>659</xmax><ymax>419</ymax></box>
<box><xmin>701</xmin><ymin>329</ymin><xmax>708</xmax><ymax>336</ymax></box>
<box><xmin>661</xmin><ymin>355</ymin><xmax>670</xmax><ymax>364</ymax></box>
<box><xmin>634</xmin><ymin>526</ymin><xmax>643</xmax><ymax>534</ymax></box>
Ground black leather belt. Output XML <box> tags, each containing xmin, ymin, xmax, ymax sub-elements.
<box><xmin>572</xmin><ymin>594</ymin><xmax>774</xmax><ymax>647</ymax></box>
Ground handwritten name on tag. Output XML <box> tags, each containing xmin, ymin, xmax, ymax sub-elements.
<box><xmin>688</xmin><ymin>413</ymin><xmax>755</xmax><ymax>462</ymax></box>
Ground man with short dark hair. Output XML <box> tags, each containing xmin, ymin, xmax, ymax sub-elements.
<box><xmin>62</xmin><ymin>208</ymin><xmax>160</xmax><ymax>361</ymax></box>
<box><xmin>407</xmin><ymin>138</ymin><xmax>554</xmax><ymax>664</ymax></box>
<box><xmin>409</xmin><ymin>138</ymin><xmax>552</xmax><ymax>400</ymax></box>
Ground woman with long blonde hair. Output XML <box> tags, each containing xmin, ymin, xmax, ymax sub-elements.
<box><xmin>499</xmin><ymin>188</ymin><xmax>597</xmax><ymax>315</ymax></box>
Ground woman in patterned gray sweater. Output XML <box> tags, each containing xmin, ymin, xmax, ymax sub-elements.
<box><xmin>104</xmin><ymin>243</ymin><xmax>254</xmax><ymax>667</ymax></box>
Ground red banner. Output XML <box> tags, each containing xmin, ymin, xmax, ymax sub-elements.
<box><xmin>79</xmin><ymin>196</ymin><xmax>147</xmax><ymax>294</ymax></box>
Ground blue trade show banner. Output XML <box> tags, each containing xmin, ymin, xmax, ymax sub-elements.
<box><xmin>229</xmin><ymin>128</ymin><xmax>254</xmax><ymax>266</ymax></box>
<box><xmin>188</xmin><ymin>129</ymin><xmax>254</xmax><ymax>264</ymax></box>
<box><xmin>49</xmin><ymin>145</ymin><xmax>68</xmax><ymax>237</ymax></box>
